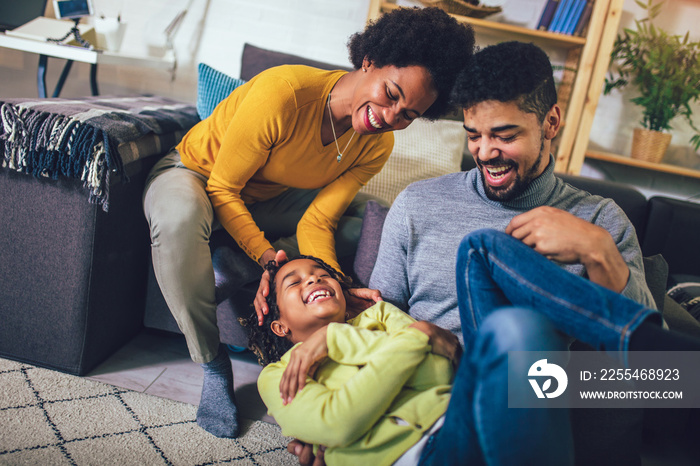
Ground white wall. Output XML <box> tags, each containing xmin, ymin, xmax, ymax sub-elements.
<box><xmin>0</xmin><ymin>0</ymin><xmax>372</xmax><ymax>102</ymax></box>
<box><xmin>1</xmin><ymin>0</ymin><xmax>697</xmax><ymax>167</ymax></box>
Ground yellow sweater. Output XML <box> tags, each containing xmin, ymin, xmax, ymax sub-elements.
<box><xmin>177</xmin><ymin>65</ymin><xmax>394</xmax><ymax>271</ymax></box>
<box><xmin>258</xmin><ymin>302</ymin><xmax>453</xmax><ymax>466</ymax></box>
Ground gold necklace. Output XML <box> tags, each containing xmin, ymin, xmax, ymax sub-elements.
<box><xmin>327</xmin><ymin>93</ymin><xmax>356</xmax><ymax>163</ymax></box>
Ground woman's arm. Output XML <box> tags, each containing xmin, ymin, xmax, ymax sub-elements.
<box><xmin>258</xmin><ymin>325</ymin><xmax>430</xmax><ymax>448</ymax></box>
<box><xmin>296</xmin><ymin>139</ymin><xmax>391</xmax><ymax>272</ymax></box>
<box><xmin>207</xmin><ymin>75</ymin><xmax>297</xmax><ymax>264</ymax></box>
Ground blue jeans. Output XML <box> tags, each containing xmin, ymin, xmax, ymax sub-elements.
<box><xmin>420</xmin><ymin>308</ymin><xmax>574</xmax><ymax>466</ymax></box>
<box><xmin>420</xmin><ymin>229</ymin><xmax>662</xmax><ymax>465</ymax></box>
<box><xmin>456</xmin><ymin>229</ymin><xmax>660</xmax><ymax>363</ymax></box>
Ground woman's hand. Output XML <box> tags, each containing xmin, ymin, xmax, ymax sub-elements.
<box><xmin>253</xmin><ymin>249</ymin><xmax>288</xmax><ymax>325</ymax></box>
<box><xmin>287</xmin><ymin>440</ymin><xmax>326</xmax><ymax>466</ymax></box>
<box><xmin>409</xmin><ymin>321</ymin><xmax>462</xmax><ymax>367</ymax></box>
<box><xmin>344</xmin><ymin>287</ymin><xmax>383</xmax><ymax>319</ymax></box>
<box><xmin>280</xmin><ymin>326</ymin><xmax>329</xmax><ymax>404</ymax></box>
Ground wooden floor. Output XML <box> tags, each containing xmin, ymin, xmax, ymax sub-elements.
<box><xmin>85</xmin><ymin>330</ymin><xmax>272</xmax><ymax>424</ymax></box>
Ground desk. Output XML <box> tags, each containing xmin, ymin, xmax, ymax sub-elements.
<box><xmin>0</xmin><ymin>34</ymin><xmax>176</xmax><ymax>98</ymax></box>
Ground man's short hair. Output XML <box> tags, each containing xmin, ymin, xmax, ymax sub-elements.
<box><xmin>451</xmin><ymin>41</ymin><xmax>557</xmax><ymax>122</ymax></box>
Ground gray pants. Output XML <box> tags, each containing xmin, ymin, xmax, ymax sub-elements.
<box><xmin>143</xmin><ymin>150</ymin><xmax>382</xmax><ymax>363</ymax></box>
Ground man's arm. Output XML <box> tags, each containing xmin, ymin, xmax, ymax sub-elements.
<box><xmin>506</xmin><ymin>206</ymin><xmax>629</xmax><ymax>292</ymax></box>
<box><xmin>506</xmin><ymin>202</ymin><xmax>655</xmax><ymax>308</ymax></box>
<box><xmin>368</xmin><ymin>191</ymin><xmax>411</xmax><ymax>310</ymax></box>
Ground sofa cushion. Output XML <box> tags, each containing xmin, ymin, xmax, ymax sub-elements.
<box><xmin>196</xmin><ymin>63</ymin><xmax>246</xmax><ymax>120</ymax></box>
<box><xmin>668</xmin><ymin>281</ymin><xmax>700</xmax><ymax>321</ymax></box>
<box><xmin>353</xmin><ymin>200</ymin><xmax>390</xmax><ymax>286</ymax></box>
<box><xmin>642</xmin><ymin>196</ymin><xmax>700</xmax><ymax>283</ymax></box>
<box><xmin>360</xmin><ymin>119</ymin><xmax>466</xmax><ymax>205</ymax></box>
<box><xmin>240</xmin><ymin>43</ymin><xmax>350</xmax><ymax>81</ymax></box>
<box><xmin>558</xmin><ymin>174</ymin><xmax>649</xmax><ymax>242</ymax></box>
<box><xmin>643</xmin><ymin>254</ymin><xmax>668</xmax><ymax>311</ymax></box>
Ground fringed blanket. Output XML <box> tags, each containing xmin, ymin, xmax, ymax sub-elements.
<box><xmin>0</xmin><ymin>96</ymin><xmax>200</xmax><ymax>211</ymax></box>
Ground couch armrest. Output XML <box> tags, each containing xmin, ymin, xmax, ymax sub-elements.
<box><xmin>642</xmin><ymin>196</ymin><xmax>700</xmax><ymax>281</ymax></box>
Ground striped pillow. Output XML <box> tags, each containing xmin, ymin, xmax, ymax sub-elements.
<box><xmin>360</xmin><ymin>118</ymin><xmax>466</xmax><ymax>204</ymax></box>
<box><xmin>196</xmin><ymin>63</ymin><xmax>246</xmax><ymax>120</ymax></box>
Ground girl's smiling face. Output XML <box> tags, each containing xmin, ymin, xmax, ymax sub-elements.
<box><xmin>271</xmin><ymin>259</ymin><xmax>347</xmax><ymax>343</ymax></box>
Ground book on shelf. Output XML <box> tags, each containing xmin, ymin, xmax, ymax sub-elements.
<box><xmin>562</xmin><ymin>0</ymin><xmax>587</xmax><ymax>35</ymax></box>
<box><xmin>574</xmin><ymin>0</ymin><xmax>594</xmax><ymax>36</ymax></box>
<box><xmin>548</xmin><ymin>0</ymin><xmax>574</xmax><ymax>33</ymax></box>
<box><xmin>536</xmin><ymin>0</ymin><xmax>560</xmax><ymax>31</ymax></box>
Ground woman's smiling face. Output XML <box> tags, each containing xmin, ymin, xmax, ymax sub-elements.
<box><xmin>272</xmin><ymin>259</ymin><xmax>347</xmax><ymax>343</ymax></box>
<box><xmin>350</xmin><ymin>62</ymin><xmax>438</xmax><ymax>135</ymax></box>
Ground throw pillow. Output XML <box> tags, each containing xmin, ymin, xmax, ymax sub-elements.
<box><xmin>642</xmin><ymin>254</ymin><xmax>669</xmax><ymax>312</ymax></box>
<box><xmin>240</xmin><ymin>43</ymin><xmax>351</xmax><ymax>81</ymax></box>
<box><xmin>360</xmin><ymin>118</ymin><xmax>466</xmax><ymax>204</ymax></box>
<box><xmin>668</xmin><ymin>281</ymin><xmax>700</xmax><ymax>321</ymax></box>
<box><xmin>196</xmin><ymin>63</ymin><xmax>246</xmax><ymax>120</ymax></box>
<box><xmin>353</xmin><ymin>200</ymin><xmax>390</xmax><ymax>287</ymax></box>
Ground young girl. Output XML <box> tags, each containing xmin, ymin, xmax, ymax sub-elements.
<box><xmin>246</xmin><ymin>256</ymin><xmax>452</xmax><ymax>465</ymax></box>
<box><xmin>244</xmin><ymin>256</ymin><xmax>572</xmax><ymax>466</ymax></box>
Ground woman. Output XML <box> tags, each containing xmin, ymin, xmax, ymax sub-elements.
<box><xmin>142</xmin><ymin>7</ymin><xmax>476</xmax><ymax>438</ymax></box>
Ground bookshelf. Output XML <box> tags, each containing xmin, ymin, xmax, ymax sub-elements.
<box><xmin>586</xmin><ymin>150</ymin><xmax>700</xmax><ymax>180</ymax></box>
<box><xmin>367</xmin><ymin>0</ymin><xmax>624</xmax><ymax>176</ymax></box>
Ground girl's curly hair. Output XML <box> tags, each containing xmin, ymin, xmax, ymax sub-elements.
<box><xmin>239</xmin><ymin>255</ymin><xmax>352</xmax><ymax>366</ymax></box>
<box><xmin>347</xmin><ymin>7</ymin><xmax>475</xmax><ymax>120</ymax></box>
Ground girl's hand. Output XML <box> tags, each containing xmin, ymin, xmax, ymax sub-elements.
<box><xmin>280</xmin><ymin>326</ymin><xmax>329</xmax><ymax>404</ymax></box>
<box><xmin>253</xmin><ymin>249</ymin><xmax>288</xmax><ymax>325</ymax></box>
<box><xmin>344</xmin><ymin>287</ymin><xmax>383</xmax><ymax>319</ymax></box>
<box><xmin>409</xmin><ymin>321</ymin><xmax>462</xmax><ymax>368</ymax></box>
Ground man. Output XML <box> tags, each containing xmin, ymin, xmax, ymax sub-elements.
<box><xmin>369</xmin><ymin>40</ymin><xmax>655</xmax><ymax>342</ymax></box>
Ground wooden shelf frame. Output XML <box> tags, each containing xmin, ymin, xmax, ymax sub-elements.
<box><xmin>586</xmin><ymin>150</ymin><xmax>700</xmax><ymax>180</ymax></box>
<box><xmin>367</xmin><ymin>0</ymin><xmax>625</xmax><ymax>176</ymax></box>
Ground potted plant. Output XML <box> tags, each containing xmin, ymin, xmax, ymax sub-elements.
<box><xmin>604</xmin><ymin>0</ymin><xmax>700</xmax><ymax>163</ymax></box>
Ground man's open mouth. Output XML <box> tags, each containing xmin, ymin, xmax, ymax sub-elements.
<box><xmin>485</xmin><ymin>165</ymin><xmax>513</xmax><ymax>180</ymax></box>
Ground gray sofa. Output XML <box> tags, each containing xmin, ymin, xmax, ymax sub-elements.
<box><xmin>0</xmin><ymin>96</ymin><xmax>199</xmax><ymax>375</ymax></box>
<box><xmin>143</xmin><ymin>44</ymin><xmax>700</xmax><ymax>349</ymax></box>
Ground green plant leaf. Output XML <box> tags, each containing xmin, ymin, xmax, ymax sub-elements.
<box><xmin>606</xmin><ymin>0</ymin><xmax>700</xmax><ymax>148</ymax></box>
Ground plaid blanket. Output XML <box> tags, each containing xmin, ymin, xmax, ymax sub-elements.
<box><xmin>0</xmin><ymin>96</ymin><xmax>199</xmax><ymax>211</ymax></box>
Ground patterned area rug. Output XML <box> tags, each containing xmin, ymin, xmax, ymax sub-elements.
<box><xmin>0</xmin><ymin>358</ymin><xmax>295</xmax><ymax>465</ymax></box>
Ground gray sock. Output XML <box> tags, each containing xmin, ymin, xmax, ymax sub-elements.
<box><xmin>197</xmin><ymin>348</ymin><xmax>240</xmax><ymax>438</ymax></box>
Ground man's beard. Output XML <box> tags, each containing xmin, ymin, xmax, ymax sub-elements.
<box><xmin>478</xmin><ymin>136</ymin><xmax>546</xmax><ymax>202</ymax></box>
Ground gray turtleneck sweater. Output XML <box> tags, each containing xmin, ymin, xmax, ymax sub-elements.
<box><xmin>368</xmin><ymin>157</ymin><xmax>655</xmax><ymax>341</ymax></box>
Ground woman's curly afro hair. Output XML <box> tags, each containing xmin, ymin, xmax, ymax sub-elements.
<box><xmin>239</xmin><ymin>256</ymin><xmax>352</xmax><ymax>366</ymax></box>
<box><xmin>347</xmin><ymin>7</ymin><xmax>475</xmax><ymax>120</ymax></box>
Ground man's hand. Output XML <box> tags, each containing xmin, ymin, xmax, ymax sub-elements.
<box><xmin>287</xmin><ymin>440</ymin><xmax>326</xmax><ymax>466</ymax></box>
<box><xmin>344</xmin><ymin>287</ymin><xmax>383</xmax><ymax>318</ymax></box>
<box><xmin>409</xmin><ymin>321</ymin><xmax>462</xmax><ymax>367</ymax></box>
<box><xmin>253</xmin><ymin>249</ymin><xmax>288</xmax><ymax>325</ymax></box>
<box><xmin>280</xmin><ymin>327</ymin><xmax>328</xmax><ymax>405</ymax></box>
<box><xmin>506</xmin><ymin>206</ymin><xmax>629</xmax><ymax>292</ymax></box>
